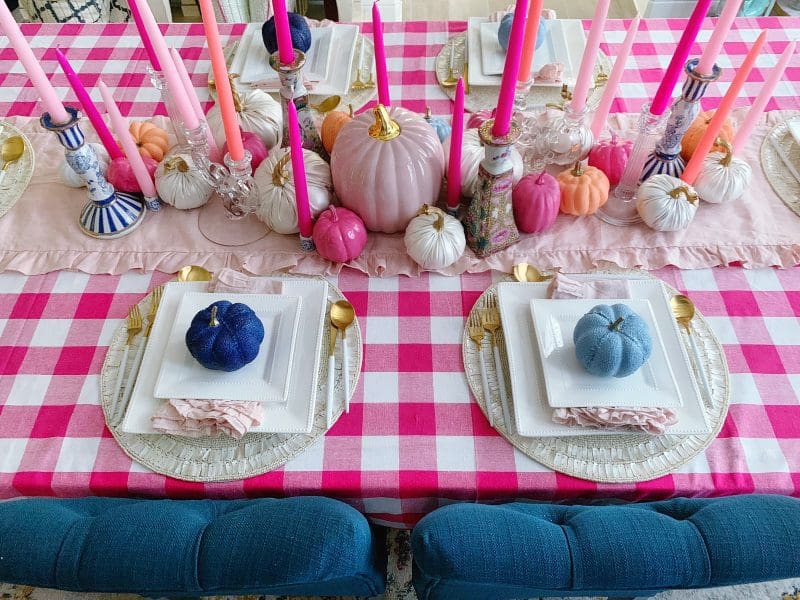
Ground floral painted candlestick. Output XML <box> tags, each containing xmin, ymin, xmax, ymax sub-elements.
<box><xmin>43</xmin><ymin>106</ymin><xmax>144</xmax><ymax>238</ymax></box>
<box><xmin>269</xmin><ymin>49</ymin><xmax>325</xmax><ymax>157</ymax></box>
<box><xmin>464</xmin><ymin>119</ymin><xmax>521</xmax><ymax>257</ymax></box>
<box><xmin>642</xmin><ymin>59</ymin><xmax>720</xmax><ymax>180</ymax></box>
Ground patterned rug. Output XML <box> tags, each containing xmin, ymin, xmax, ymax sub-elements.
<box><xmin>1</xmin><ymin>529</ymin><xmax>798</xmax><ymax>600</ymax></box>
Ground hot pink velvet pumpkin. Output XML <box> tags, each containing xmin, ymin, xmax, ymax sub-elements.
<box><xmin>331</xmin><ymin>105</ymin><xmax>445</xmax><ymax>234</ymax></box>
<box><xmin>512</xmin><ymin>171</ymin><xmax>560</xmax><ymax>233</ymax></box>
<box><xmin>588</xmin><ymin>133</ymin><xmax>632</xmax><ymax>186</ymax></box>
<box><xmin>312</xmin><ymin>205</ymin><xmax>368</xmax><ymax>263</ymax></box>
<box><xmin>224</xmin><ymin>129</ymin><xmax>268</xmax><ymax>175</ymax></box>
<box><xmin>467</xmin><ymin>109</ymin><xmax>493</xmax><ymax>129</ymax></box>
<box><xmin>106</xmin><ymin>156</ymin><xmax>159</xmax><ymax>194</ymax></box>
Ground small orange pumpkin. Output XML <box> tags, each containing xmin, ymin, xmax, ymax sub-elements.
<box><xmin>680</xmin><ymin>110</ymin><xmax>735</xmax><ymax>162</ymax></box>
<box><xmin>128</xmin><ymin>121</ymin><xmax>170</xmax><ymax>162</ymax></box>
<box><xmin>556</xmin><ymin>162</ymin><xmax>610</xmax><ymax>216</ymax></box>
<box><xmin>321</xmin><ymin>104</ymin><xmax>354</xmax><ymax>155</ymax></box>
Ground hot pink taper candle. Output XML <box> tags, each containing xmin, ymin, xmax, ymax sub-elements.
<box><xmin>682</xmin><ymin>30</ymin><xmax>766</xmax><ymax>185</ymax></box>
<box><xmin>169</xmin><ymin>47</ymin><xmax>220</xmax><ymax>159</ymax></box>
<box><xmin>0</xmin><ymin>0</ymin><xmax>69</xmax><ymax>123</ymax></box>
<box><xmin>650</xmin><ymin>0</ymin><xmax>713</xmax><ymax>116</ymax></box>
<box><xmin>697</xmin><ymin>0</ymin><xmax>744</xmax><ymax>76</ymax></box>
<box><xmin>128</xmin><ymin>0</ymin><xmax>161</xmax><ymax>72</ymax></box>
<box><xmin>492</xmin><ymin>0</ymin><xmax>530</xmax><ymax>137</ymax></box>
<box><xmin>733</xmin><ymin>40</ymin><xmax>795</xmax><ymax>149</ymax></box>
<box><xmin>98</xmin><ymin>81</ymin><xmax>157</xmax><ymax>198</ymax></box>
<box><xmin>570</xmin><ymin>0</ymin><xmax>611</xmax><ymax>112</ymax></box>
<box><xmin>372</xmin><ymin>1</ymin><xmax>390</xmax><ymax>106</ymax></box>
<box><xmin>446</xmin><ymin>78</ymin><xmax>465</xmax><ymax>211</ymax></box>
<box><xmin>55</xmin><ymin>49</ymin><xmax>123</xmax><ymax>160</ymax></box>
<box><xmin>518</xmin><ymin>0</ymin><xmax>543</xmax><ymax>83</ymax></box>
<box><xmin>272</xmin><ymin>0</ymin><xmax>295</xmax><ymax>65</ymax></box>
<box><xmin>286</xmin><ymin>101</ymin><xmax>313</xmax><ymax>239</ymax></box>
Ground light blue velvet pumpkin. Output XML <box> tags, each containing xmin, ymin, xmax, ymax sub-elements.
<box><xmin>498</xmin><ymin>12</ymin><xmax>548</xmax><ymax>52</ymax></box>
<box><xmin>573</xmin><ymin>303</ymin><xmax>652</xmax><ymax>378</ymax></box>
<box><xmin>424</xmin><ymin>107</ymin><xmax>451</xmax><ymax>143</ymax></box>
<box><xmin>262</xmin><ymin>12</ymin><xmax>312</xmax><ymax>55</ymax></box>
<box><xmin>185</xmin><ymin>301</ymin><xmax>265</xmax><ymax>372</ymax></box>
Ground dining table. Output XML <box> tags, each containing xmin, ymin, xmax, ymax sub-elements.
<box><xmin>0</xmin><ymin>16</ymin><xmax>798</xmax><ymax>528</ymax></box>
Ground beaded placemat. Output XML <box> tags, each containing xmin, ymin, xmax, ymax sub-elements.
<box><xmin>760</xmin><ymin>116</ymin><xmax>800</xmax><ymax>218</ymax></box>
<box><xmin>0</xmin><ymin>121</ymin><xmax>35</xmax><ymax>220</ymax></box>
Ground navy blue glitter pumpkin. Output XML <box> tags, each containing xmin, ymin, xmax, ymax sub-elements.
<box><xmin>185</xmin><ymin>301</ymin><xmax>265</xmax><ymax>372</ymax></box>
<box><xmin>262</xmin><ymin>12</ymin><xmax>312</xmax><ymax>56</ymax></box>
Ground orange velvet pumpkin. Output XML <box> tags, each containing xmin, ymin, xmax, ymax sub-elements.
<box><xmin>680</xmin><ymin>110</ymin><xmax>735</xmax><ymax>162</ymax></box>
<box><xmin>556</xmin><ymin>162</ymin><xmax>610</xmax><ymax>216</ymax></box>
<box><xmin>128</xmin><ymin>121</ymin><xmax>170</xmax><ymax>162</ymax></box>
<box><xmin>321</xmin><ymin>104</ymin><xmax>353</xmax><ymax>155</ymax></box>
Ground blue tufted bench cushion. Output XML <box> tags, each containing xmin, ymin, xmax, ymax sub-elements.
<box><xmin>0</xmin><ymin>496</ymin><xmax>385</xmax><ymax>597</ymax></box>
<box><xmin>411</xmin><ymin>495</ymin><xmax>800</xmax><ymax>599</ymax></box>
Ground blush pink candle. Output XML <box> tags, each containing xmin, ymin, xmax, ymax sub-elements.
<box><xmin>697</xmin><ymin>0</ymin><xmax>743</xmax><ymax>75</ymax></box>
<box><xmin>286</xmin><ymin>101</ymin><xmax>312</xmax><ymax>239</ymax></box>
<box><xmin>169</xmin><ymin>47</ymin><xmax>220</xmax><ymax>159</ymax></box>
<box><xmin>446</xmin><ymin>78</ymin><xmax>465</xmax><ymax>210</ymax></box>
<box><xmin>0</xmin><ymin>0</ymin><xmax>70</xmax><ymax>123</ymax></box>
<box><xmin>128</xmin><ymin>0</ymin><xmax>161</xmax><ymax>72</ymax></box>
<box><xmin>492</xmin><ymin>0</ymin><xmax>530</xmax><ymax>137</ymax></box>
<box><xmin>98</xmin><ymin>81</ymin><xmax>157</xmax><ymax>198</ymax></box>
<box><xmin>570</xmin><ymin>0</ymin><xmax>611</xmax><ymax>112</ymax></box>
<box><xmin>272</xmin><ymin>0</ymin><xmax>295</xmax><ymax>65</ymax></box>
<box><xmin>650</xmin><ymin>0</ymin><xmax>713</xmax><ymax>115</ymax></box>
<box><xmin>372</xmin><ymin>1</ymin><xmax>390</xmax><ymax>106</ymax></box>
<box><xmin>55</xmin><ymin>49</ymin><xmax>123</xmax><ymax>160</ymax></box>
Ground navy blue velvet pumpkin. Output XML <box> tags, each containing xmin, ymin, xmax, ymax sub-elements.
<box><xmin>185</xmin><ymin>301</ymin><xmax>265</xmax><ymax>372</ymax></box>
<box><xmin>573</xmin><ymin>303</ymin><xmax>652</xmax><ymax>378</ymax></box>
<box><xmin>262</xmin><ymin>12</ymin><xmax>312</xmax><ymax>56</ymax></box>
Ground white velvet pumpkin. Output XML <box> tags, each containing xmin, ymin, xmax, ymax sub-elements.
<box><xmin>443</xmin><ymin>127</ymin><xmax>523</xmax><ymax>197</ymax></box>
<box><xmin>253</xmin><ymin>148</ymin><xmax>332</xmax><ymax>234</ymax></box>
<box><xmin>693</xmin><ymin>140</ymin><xmax>752</xmax><ymax>204</ymax></box>
<box><xmin>636</xmin><ymin>174</ymin><xmax>699</xmax><ymax>232</ymax></box>
<box><xmin>207</xmin><ymin>88</ymin><xmax>282</xmax><ymax>151</ymax></box>
<box><xmin>404</xmin><ymin>205</ymin><xmax>466</xmax><ymax>270</ymax></box>
<box><xmin>60</xmin><ymin>143</ymin><xmax>109</xmax><ymax>188</ymax></box>
<box><xmin>154</xmin><ymin>154</ymin><xmax>214</xmax><ymax>210</ymax></box>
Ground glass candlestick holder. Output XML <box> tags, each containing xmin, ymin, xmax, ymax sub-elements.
<box><xmin>43</xmin><ymin>106</ymin><xmax>145</xmax><ymax>239</ymax></box>
<box><xmin>530</xmin><ymin>103</ymin><xmax>594</xmax><ymax>167</ymax></box>
<box><xmin>147</xmin><ymin>66</ymin><xmax>189</xmax><ymax>148</ymax></box>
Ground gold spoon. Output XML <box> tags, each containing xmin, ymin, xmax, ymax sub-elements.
<box><xmin>0</xmin><ymin>136</ymin><xmax>25</xmax><ymax>187</ymax></box>
<box><xmin>670</xmin><ymin>294</ymin><xmax>712</xmax><ymax>399</ymax></box>
<box><xmin>512</xmin><ymin>263</ymin><xmax>554</xmax><ymax>283</ymax></box>
<box><xmin>177</xmin><ymin>265</ymin><xmax>213</xmax><ymax>282</ymax></box>
<box><xmin>310</xmin><ymin>95</ymin><xmax>341</xmax><ymax>114</ymax></box>
<box><xmin>330</xmin><ymin>300</ymin><xmax>356</xmax><ymax>414</ymax></box>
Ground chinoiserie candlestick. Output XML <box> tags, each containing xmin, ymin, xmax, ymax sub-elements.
<box><xmin>464</xmin><ymin>119</ymin><xmax>521</xmax><ymax>257</ymax></box>
<box><xmin>642</xmin><ymin>59</ymin><xmax>720</xmax><ymax>180</ymax></box>
<box><xmin>43</xmin><ymin>106</ymin><xmax>145</xmax><ymax>238</ymax></box>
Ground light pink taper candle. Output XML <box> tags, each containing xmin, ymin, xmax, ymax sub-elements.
<box><xmin>372</xmin><ymin>1</ymin><xmax>390</xmax><ymax>106</ymax></box>
<box><xmin>169</xmin><ymin>47</ymin><xmax>220</xmax><ymax>159</ymax></box>
<box><xmin>446</xmin><ymin>78</ymin><xmax>465</xmax><ymax>210</ymax></box>
<box><xmin>492</xmin><ymin>0</ymin><xmax>530</xmax><ymax>137</ymax></box>
<box><xmin>0</xmin><ymin>0</ymin><xmax>69</xmax><ymax>123</ymax></box>
<box><xmin>590</xmin><ymin>17</ymin><xmax>640</xmax><ymax>139</ymax></box>
<box><xmin>570</xmin><ymin>0</ymin><xmax>611</xmax><ymax>112</ymax></box>
<box><xmin>697</xmin><ymin>0</ymin><xmax>744</xmax><ymax>75</ymax></box>
<box><xmin>55</xmin><ymin>49</ymin><xmax>123</xmax><ymax>160</ymax></box>
<box><xmin>286</xmin><ymin>101</ymin><xmax>313</xmax><ymax>239</ymax></box>
<box><xmin>272</xmin><ymin>0</ymin><xmax>295</xmax><ymax>65</ymax></box>
<box><xmin>128</xmin><ymin>0</ymin><xmax>161</xmax><ymax>72</ymax></box>
<box><xmin>733</xmin><ymin>40</ymin><xmax>796</xmax><ymax>149</ymax></box>
<box><xmin>98</xmin><ymin>81</ymin><xmax>157</xmax><ymax>198</ymax></box>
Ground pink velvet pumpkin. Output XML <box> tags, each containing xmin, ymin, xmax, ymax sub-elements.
<box><xmin>312</xmin><ymin>205</ymin><xmax>368</xmax><ymax>263</ymax></box>
<box><xmin>467</xmin><ymin>109</ymin><xmax>493</xmax><ymax>129</ymax></box>
<box><xmin>106</xmin><ymin>156</ymin><xmax>159</xmax><ymax>194</ymax></box>
<box><xmin>587</xmin><ymin>133</ymin><xmax>632</xmax><ymax>186</ymax></box>
<box><xmin>223</xmin><ymin>129</ymin><xmax>268</xmax><ymax>175</ymax></box>
<box><xmin>512</xmin><ymin>171</ymin><xmax>560</xmax><ymax>233</ymax></box>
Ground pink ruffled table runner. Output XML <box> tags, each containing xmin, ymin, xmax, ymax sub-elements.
<box><xmin>0</xmin><ymin>109</ymin><xmax>798</xmax><ymax>277</ymax></box>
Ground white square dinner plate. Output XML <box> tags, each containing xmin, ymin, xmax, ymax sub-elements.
<box><xmin>121</xmin><ymin>278</ymin><xmax>328</xmax><ymax>435</ymax></box>
<box><xmin>238</xmin><ymin>26</ymin><xmax>333</xmax><ymax>84</ymax></box>
<box><xmin>528</xmin><ymin>298</ymin><xmax>683</xmax><ymax>409</ymax></box>
<box><xmin>153</xmin><ymin>292</ymin><xmax>302</xmax><ymax>404</ymax></box>
<box><xmin>496</xmin><ymin>277</ymin><xmax>710</xmax><ymax>437</ymax></box>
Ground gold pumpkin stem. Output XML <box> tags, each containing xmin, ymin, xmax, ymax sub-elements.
<box><xmin>571</xmin><ymin>161</ymin><xmax>584</xmax><ymax>177</ymax></box>
<box><xmin>369</xmin><ymin>104</ymin><xmax>401</xmax><ymax>141</ymax></box>
<box><xmin>716</xmin><ymin>137</ymin><xmax>733</xmax><ymax>167</ymax></box>
<box><xmin>608</xmin><ymin>316</ymin><xmax>624</xmax><ymax>331</ymax></box>
<box><xmin>425</xmin><ymin>106</ymin><xmax>432</xmax><ymax>121</ymax></box>
<box><xmin>209</xmin><ymin>305</ymin><xmax>219</xmax><ymax>327</ymax></box>
<box><xmin>348</xmin><ymin>104</ymin><xmax>354</xmax><ymax>118</ymax></box>
<box><xmin>669</xmin><ymin>185</ymin><xmax>698</xmax><ymax>205</ymax></box>
<box><xmin>271</xmin><ymin>152</ymin><xmax>292</xmax><ymax>187</ymax></box>
<box><xmin>164</xmin><ymin>156</ymin><xmax>189</xmax><ymax>173</ymax></box>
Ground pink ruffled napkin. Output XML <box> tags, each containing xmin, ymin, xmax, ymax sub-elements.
<box><xmin>547</xmin><ymin>273</ymin><xmax>678</xmax><ymax>434</ymax></box>
<box><xmin>151</xmin><ymin>269</ymin><xmax>284</xmax><ymax>439</ymax></box>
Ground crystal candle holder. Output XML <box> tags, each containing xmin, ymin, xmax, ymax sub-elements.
<box><xmin>147</xmin><ymin>66</ymin><xmax>189</xmax><ymax>147</ymax></box>
<box><xmin>531</xmin><ymin>104</ymin><xmax>594</xmax><ymax>167</ymax></box>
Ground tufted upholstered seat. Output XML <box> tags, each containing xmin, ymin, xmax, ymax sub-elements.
<box><xmin>0</xmin><ymin>496</ymin><xmax>385</xmax><ymax>597</ymax></box>
<box><xmin>411</xmin><ymin>495</ymin><xmax>800</xmax><ymax>599</ymax></box>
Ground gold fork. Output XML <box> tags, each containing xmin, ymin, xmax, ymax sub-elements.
<box><xmin>467</xmin><ymin>311</ymin><xmax>493</xmax><ymax>427</ymax></box>
<box><xmin>111</xmin><ymin>304</ymin><xmax>142</xmax><ymax>426</ymax></box>
<box><xmin>481</xmin><ymin>295</ymin><xmax>512</xmax><ymax>431</ymax></box>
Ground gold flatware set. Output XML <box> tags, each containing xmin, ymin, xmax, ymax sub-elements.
<box><xmin>327</xmin><ymin>300</ymin><xmax>356</xmax><ymax>427</ymax></box>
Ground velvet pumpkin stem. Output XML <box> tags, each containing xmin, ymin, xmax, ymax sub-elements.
<box><xmin>608</xmin><ymin>316</ymin><xmax>624</xmax><ymax>331</ymax></box>
<box><xmin>209</xmin><ymin>305</ymin><xmax>219</xmax><ymax>327</ymax></box>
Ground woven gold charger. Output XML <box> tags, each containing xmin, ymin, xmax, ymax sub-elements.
<box><xmin>0</xmin><ymin>121</ymin><xmax>35</xmax><ymax>220</ymax></box>
<box><xmin>761</xmin><ymin>115</ymin><xmax>800</xmax><ymax>218</ymax></box>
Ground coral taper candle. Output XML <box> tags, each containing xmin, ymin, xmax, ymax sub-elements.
<box><xmin>55</xmin><ymin>49</ymin><xmax>123</xmax><ymax>160</ymax></box>
<box><xmin>518</xmin><ymin>0</ymin><xmax>543</xmax><ymax>83</ymax></box>
<box><xmin>286</xmin><ymin>101</ymin><xmax>312</xmax><ymax>238</ymax></box>
<box><xmin>446</xmin><ymin>78</ymin><xmax>465</xmax><ymax>210</ymax></box>
<box><xmin>98</xmin><ymin>81</ymin><xmax>157</xmax><ymax>198</ymax></box>
<box><xmin>198</xmin><ymin>0</ymin><xmax>244</xmax><ymax>161</ymax></box>
<box><xmin>372</xmin><ymin>1</ymin><xmax>390</xmax><ymax>106</ymax></box>
<box><xmin>492</xmin><ymin>0</ymin><xmax>530</xmax><ymax>137</ymax></box>
<box><xmin>169</xmin><ymin>47</ymin><xmax>220</xmax><ymax>159</ymax></box>
<box><xmin>682</xmin><ymin>30</ymin><xmax>766</xmax><ymax>185</ymax></box>
<box><xmin>733</xmin><ymin>40</ymin><xmax>795</xmax><ymax>149</ymax></box>
<box><xmin>697</xmin><ymin>0</ymin><xmax>743</xmax><ymax>76</ymax></box>
<box><xmin>570</xmin><ymin>0</ymin><xmax>611</xmax><ymax>112</ymax></box>
<box><xmin>128</xmin><ymin>0</ymin><xmax>160</xmax><ymax>72</ymax></box>
<box><xmin>590</xmin><ymin>16</ymin><xmax>640</xmax><ymax>139</ymax></box>
<box><xmin>0</xmin><ymin>0</ymin><xmax>69</xmax><ymax>123</ymax></box>
<box><xmin>650</xmin><ymin>0</ymin><xmax>713</xmax><ymax>115</ymax></box>
<box><xmin>272</xmin><ymin>0</ymin><xmax>295</xmax><ymax>65</ymax></box>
